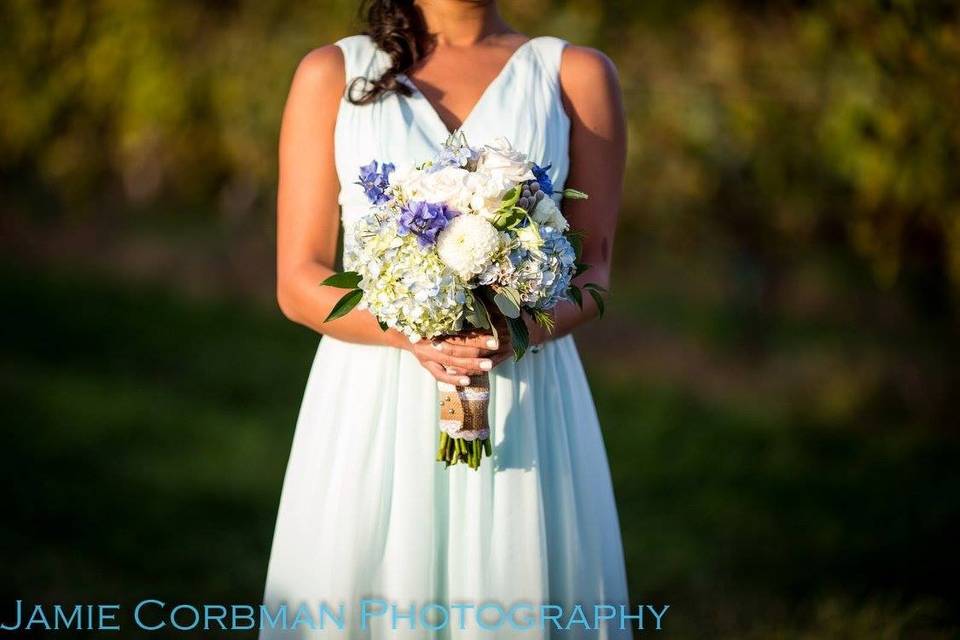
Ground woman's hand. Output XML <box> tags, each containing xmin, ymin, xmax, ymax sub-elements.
<box><xmin>408</xmin><ymin>316</ymin><xmax>513</xmax><ymax>386</ymax></box>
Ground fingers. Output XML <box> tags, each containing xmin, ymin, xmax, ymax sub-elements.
<box><xmin>424</xmin><ymin>361</ymin><xmax>471</xmax><ymax>386</ymax></box>
<box><xmin>431</xmin><ymin>341</ymin><xmax>486</xmax><ymax>359</ymax></box>
<box><xmin>437</xmin><ymin>352</ymin><xmax>493</xmax><ymax>374</ymax></box>
<box><xmin>413</xmin><ymin>342</ymin><xmax>492</xmax><ymax>375</ymax></box>
<box><xmin>442</xmin><ymin>332</ymin><xmax>501</xmax><ymax>351</ymax></box>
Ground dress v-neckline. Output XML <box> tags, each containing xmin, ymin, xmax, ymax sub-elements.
<box><xmin>399</xmin><ymin>37</ymin><xmax>541</xmax><ymax>137</ymax></box>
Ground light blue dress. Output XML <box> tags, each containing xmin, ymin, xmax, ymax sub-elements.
<box><xmin>261</xmin><ymin>35</ymin><xmax>630</xmax><ymax>639</ymax></box>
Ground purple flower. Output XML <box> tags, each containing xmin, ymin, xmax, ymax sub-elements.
<box><xmin>397</xmin><ymin>200</ymin><xmax>458</xmax><ymax>247</ymax></box>
<box><xmin>531</xmin><ymin>163</ymin><xmax>554</xmax><ymax>195</ymax></box>
<box><xmin>357</xmin><ymin>160</ymin><xmax>395</xmax><ymax>205</ymax></box>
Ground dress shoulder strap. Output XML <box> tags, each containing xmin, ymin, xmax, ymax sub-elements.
<box><xmin>334</xmin><ymin>35</ymin><xmax>390</xmax><ymax>89</ymax></box>
<box><xmin>526</xmin><ymin>36</ymin><xmax>569</xmax><ymax>83</ymax></box>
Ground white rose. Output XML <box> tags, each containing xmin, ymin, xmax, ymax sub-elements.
<box><xmin>476</xmin><ymin>137</ymin><xmax>535</xmax><ymax>183</ymax></box>
<box><xmin>464</xmin><ymin>172</ymin><xmax>513</xmax><ymax>221</ymax></box>
<box><xmin>531</xmin><ymin>196</ymin><xmax>569</xmax><ymax>232</ymax></box>
<box><xmin>413</xmin><ymin>166</ymin><xmax>471</xmax><ymax>208</ymax></box>
<box><xmin>436</xmin><ymin>214</ymin><xmax>502</xmax><ymax>280</ymax></box>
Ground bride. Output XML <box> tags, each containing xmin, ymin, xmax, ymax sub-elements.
<box><xmin>263</xmin><ymin>0</ymin><xmax>629</xmax><ymax>637</ymax></box>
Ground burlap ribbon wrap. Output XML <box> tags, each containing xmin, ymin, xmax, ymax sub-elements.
<box><xmin>435</xmin><ymin>371</ymin><xmax>493</xmax><ymax>470</ymax></box>
<box><xmin>437</xmin><ymin>373</ymin><xmax>490</xmax><ymax>441</ymax></box>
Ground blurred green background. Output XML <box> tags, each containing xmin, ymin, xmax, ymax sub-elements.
<box><xmin>2</xmin><ymin>0</ymin><xmax>959</xmax><ymax>637</ymax></box>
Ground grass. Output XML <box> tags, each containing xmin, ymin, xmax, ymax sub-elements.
<box><xmin>1</xmin><ymin>263</ymin><xmax>958</xmax><ymax>638</ymax></box>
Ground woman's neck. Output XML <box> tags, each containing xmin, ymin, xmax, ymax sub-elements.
<box><xmin>414</xmin><ymin>0</ymin><xmax>512</xmax><ymax>47</ymax></box>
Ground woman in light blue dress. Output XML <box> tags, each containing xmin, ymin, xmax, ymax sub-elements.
<box><xmin>264</xmin><ymin>1</ymin><xmax>629</xmax><ymax>637</ymax></box>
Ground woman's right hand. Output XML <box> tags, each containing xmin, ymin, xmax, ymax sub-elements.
<box><xmin>407</xmin><ymin>331</ymin><xmax>501</xmax><ymax>386</ymax></box>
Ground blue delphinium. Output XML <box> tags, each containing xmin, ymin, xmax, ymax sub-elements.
<box><xmin>357</xmin><ymin>160</ymin><xmax>395</xmax><ymax>204</ymax></box>
<box><xmin>397</xmin><ymin>200</ymin><xmax>458</xmax><ymax>247</ymax></box>
<box><xmin>531</xmin><ymin>163</ymin><xmax>554</xmax><ymax>195</ymax></box>
<box><xmin>431</xmin><ymin>145</ymin><xmax>475</xmax><ymax>172</ymax></box>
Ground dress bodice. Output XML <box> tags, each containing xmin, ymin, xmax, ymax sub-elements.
<box><xmin>332</xmin><ymin>34</ymin><xmax>571</xmax><ymax>227</ymax></box>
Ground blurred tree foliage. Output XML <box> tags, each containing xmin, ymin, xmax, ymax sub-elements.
<box><xmin>1</xmin><ymin>0</ymin><xmax>959</xmax><ymax>311</ymax></box>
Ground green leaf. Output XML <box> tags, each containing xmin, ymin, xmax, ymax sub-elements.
<box><xmin>320</xmin><ymin>271</ymin><xmax>362</xmax><ymax>289</ymax></box>
<box><xmin>586</xmin><ymin>287</ymin><xmax>606</xmax><ymax>318</ymax></box>
<box><xmin>493</xmin><ymin>289</ymin><xmax>521</xmax><ymax>319</ymax></box>
<box><xmin>568</xmin><ymin>285</ymin><xmax>583</xmax><ymax>309</ymax></box>
<box><xmin>464</xmin><ymin>291</ymin><xmax>492</xmax><ymax>330</ymax></box>
<box><xmin>574</xmin><ymin>261</ymin><xmax>590</xmax><ymax>277</ymax></box>
<box><xmin>493</xmin><ymin>205</ymin><xmax>526</xmax><ymax>229</ymax></box>
<box><xmin>323</xmin><ymin>288</ymin><xmax>363</xmax><ymax>322</ymax></box>
<box><xmin>562</xmin><ymin>188</ymin><xmax>589</xmax><ymax>200</ymax></box>
<box><xmin>501</xmin><ymin>186</ymin><xmax>520</xmax><ymax>205</ymax></box>
<box><xmin>506</xmin><ymin>315</ymin><xmax>529</xmax><ymax>360</ymax></box>
<box><xmin>568</xmin><ymin>233</ymin><xmax>583</xmax><ymax>261</ymax></box>
<box><xmin>377</xmin><ymin>319</ymin><xmax>389</xmax><ymax>331</ymax></box>
<box><xmin>583</xmin><ymin>282</ymin><xmax>608</xmax><ymax>294</ymax></box>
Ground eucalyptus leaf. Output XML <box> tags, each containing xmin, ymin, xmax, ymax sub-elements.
<box><xmin>464</xmin><ymin>292</ymin><xmax>492</xmax><ymax>330</ymax></box>
<box><xmin>477</xmin><ymin>294</ymin><xmax>497</xmax><ymax>341</ymax></box>
<box><xmin>506</xmin><ymin>315</ymin><xmax>529</xmax><ymax>360</ymax></box>
<box><xmin>562</xmin><ymin>188</ymin><xmax>589</xmax><ymax>200</ymax></box>
<box><xmin>583</xmin><ymin>282</ymin><xmax>608</xmax><ymax>294</ymax></box>
<box><xmin>493</xmin><ymin>290</ymin><xmax>521</xmax><ymax>319</ymax></box>
<box><xmin>320</xmin><ymin>271</ymin><xmax>362</xmax><ymax>289</ymax></box>
<box><xmin>323</xmin><ymin>288</ymin><xmax>363</xmax><ymax>322</ymax></box>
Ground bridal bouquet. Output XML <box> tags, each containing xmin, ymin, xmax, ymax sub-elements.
<box><xmin>322</xmin><ymin>132</ymin><xmax>605</xmax><ymax>470</ymax></box>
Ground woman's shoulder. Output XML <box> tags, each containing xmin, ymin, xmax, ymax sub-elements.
<box><xmin>284</xmin><ymin>45</ymin><xmax>346</xmax><ymax>112</ymax></box>
<box><xmin>290</xmin><ymin>34</ymin><xmax>380</xmax><ymax>83</ymax></box>
<box><xmin>559</xmin><ymin>43</ymin><xmax>618</xmax><ymax>81</ymax></box>
<box><xmin>558</xmin><ymin>43</ymin><xmax>620</xmax><ymax>100</ymax></box>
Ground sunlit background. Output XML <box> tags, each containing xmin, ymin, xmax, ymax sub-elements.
<box><xmin>2</xmin><ymin>0</ymin><xmax>959</xmax><ymax>637</ymax></box>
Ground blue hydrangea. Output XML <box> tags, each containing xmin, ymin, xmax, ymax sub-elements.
<box><xmin>500</xmin><ymin>226</ymin><xmax>576</xmax><ymax>310</ymax></box>
<box><xmin>531</xmin><ymin>163</ymin><xmax>554</xmax><ymax>195</ymax></box>
<box><xmin>357</xmin><ymin>160</ymin><xmax>395</xmax><ymax>204</ymax></box>
<box><xmin>397</xmin><ymin>200</ymin><xmax>458</xmax><ymax>247</ymax></box>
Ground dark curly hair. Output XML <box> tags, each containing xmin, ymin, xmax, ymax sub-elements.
<box><xmin>348</xmin><ymin>0</ymin><xmax>433</xmax><ymax>105</ymax></box>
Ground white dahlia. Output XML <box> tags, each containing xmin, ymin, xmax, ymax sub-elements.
<box><xmin>436</xmin><ymin>214</ymin><xmax>502</xmax><ymax>281</ymax></box>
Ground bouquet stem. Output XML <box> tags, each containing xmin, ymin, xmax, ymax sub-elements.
<box><xmin>437</xmin><ymin>373</ymin><xmax>491</xmax><ymax>470</ymax></box>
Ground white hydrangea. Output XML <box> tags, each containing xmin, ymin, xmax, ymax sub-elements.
<box><xmin>436</xmin><ymin>214</ymin><xmax>503</xmax><ymax>281</ymax></box>
<box><xmin>344</xmin><ymin>213</ymin><xmax>466</xmax><ymax>340</ymax></box>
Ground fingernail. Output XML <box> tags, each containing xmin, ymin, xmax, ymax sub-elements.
<box><xmin>479</xmin><ymin>359</ymin><xmax>492</xmax><ymax>371</ymax></box>
<box><xmin>486</xmin><ymin>338</ymin><xmax>498</xmax><ymax>349</ymax></box>
<box><xmin>459</xmin><ymin>377</ymin><xmax>470</xmax><ymax>386</ymax></box>
<box><xmin>446</xmin><ymin>366</ymin><xmax>456</xmax><ymax>375</ymax></box>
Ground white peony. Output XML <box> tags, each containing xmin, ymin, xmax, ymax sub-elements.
<box><xmin>531</xmin><ymin>196</ymin><xmax>569</xmax><ymax>232</ymax></box>
<box><xmin>476</xmin><ymin>137</ymin><xmax>535</xmax><ymax>183</ymax></box>
<box><xmin>436</xmin><ymin>214</ymin><xmax>502</xmax><ymax>281</ymax></box>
